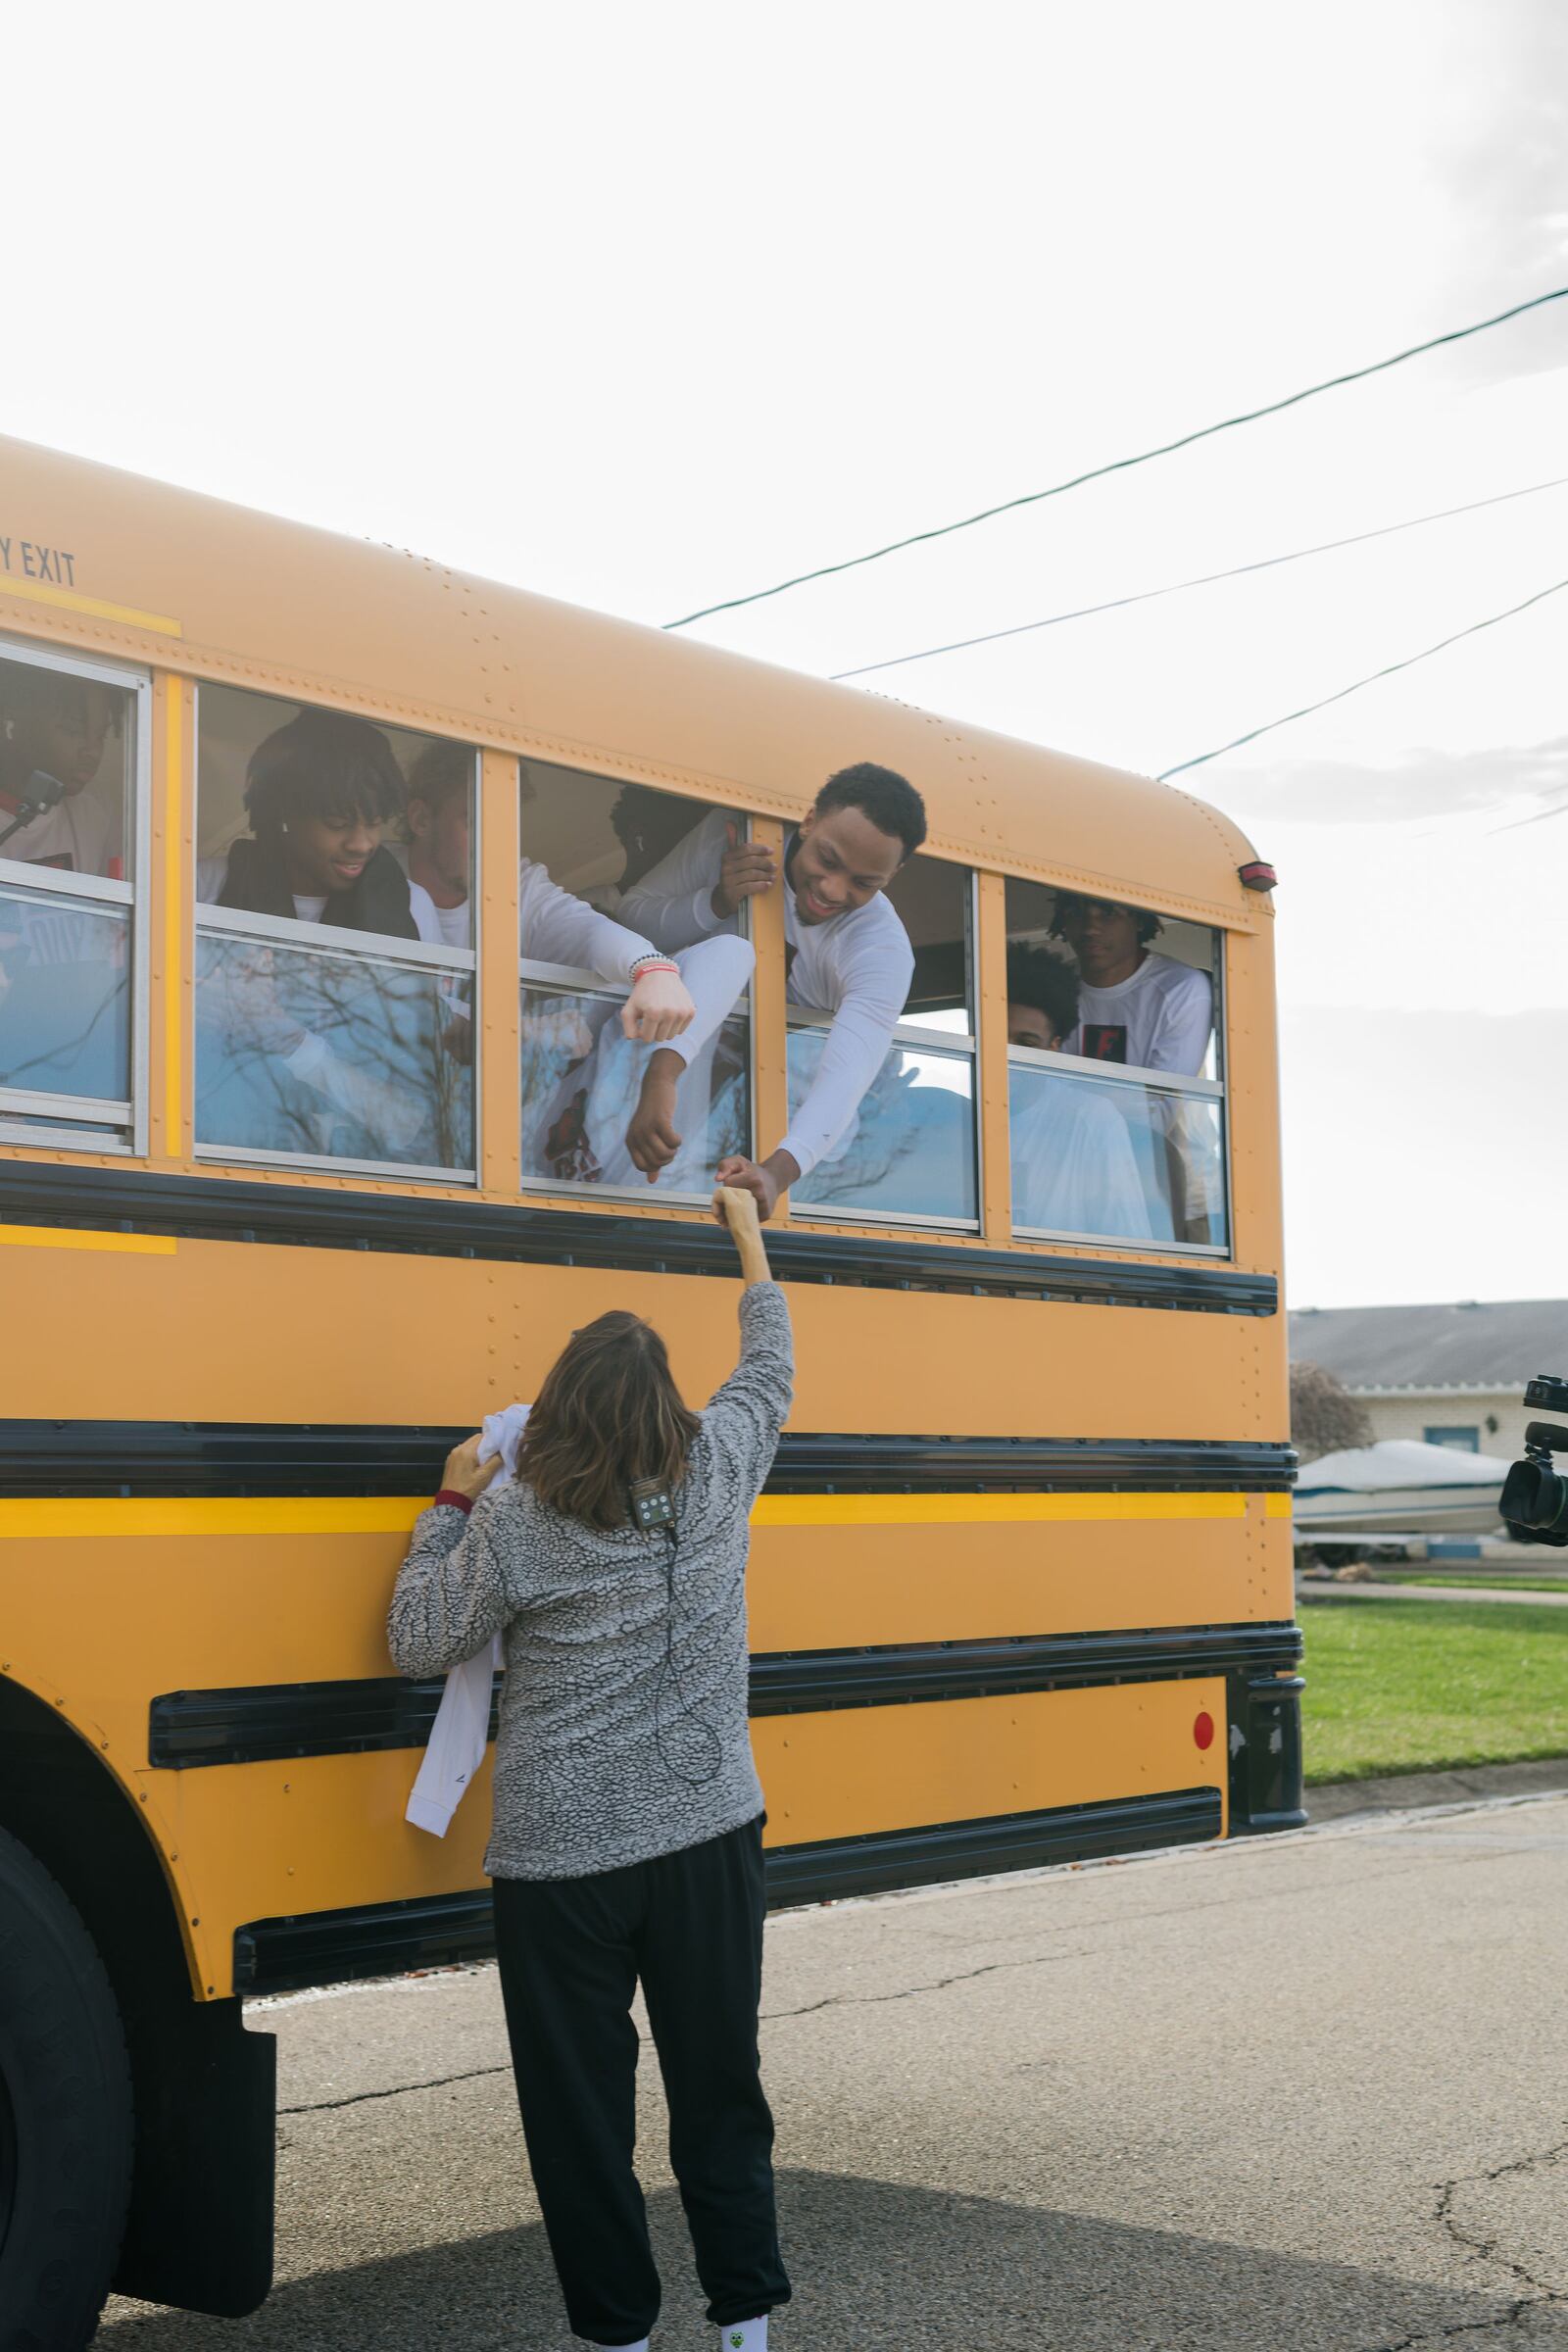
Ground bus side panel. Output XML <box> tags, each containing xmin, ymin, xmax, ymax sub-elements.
<box><xmin>0</xmin><ymin>1235</ymin><xmax>1284</xmax><ymax>1444</ymax></box>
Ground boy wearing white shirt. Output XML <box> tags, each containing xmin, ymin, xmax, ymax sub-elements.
<box><xmin>618</xmin><ymin>762</ymin><xmax>927</xmax><ymax>1221</ymax></box>
<box><xmin>1049</xmin><ymin>892</ymin><xmax>1213</xmax><ymax>1075</ymax></box>
<box><xmin>1050</xmin><ymin>892</ymin><xmax>1219</xmax><ymax>1241</ymax></box>
<box><xmin>1005</xmin><ymin>943</ymin><xmax>1153</xmax><ymax>1241</ymax></box>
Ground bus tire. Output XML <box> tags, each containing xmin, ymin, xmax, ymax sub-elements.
<box><xmin>0</xmin><ymin>1824</ymin><xmax>134</xmax><ymax>2352</ymax></box>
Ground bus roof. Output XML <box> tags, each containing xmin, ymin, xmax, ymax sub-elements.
<box><xmin>0</xmin><ymin>433</ymin><xmax>1265</xmax><ymax>928</ymax></box>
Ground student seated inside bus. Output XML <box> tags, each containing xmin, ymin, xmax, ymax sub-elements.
<box><xmin>1005</xmin><ymin>943</ymin><xmax>1152</xmax><ymax>1240</ymax></box>
<box><xmin>617</xmin><ymin>762</ymin><xmax>927</xmax><ymax>1222</ymax></box>
<box><xmin>1004</xmin><ymin>881</ymin><xmax>1225</xmax><ymax>1248</ymax></box>
<box><xmin>0</xmin><ymin>650</ymin><xmax>134</xmax><ymax>1109</ymax></box>
<box><xmin>0</xmin><ymin>656</ymin><xmax>125</xmax><ymax>877</ymax></box>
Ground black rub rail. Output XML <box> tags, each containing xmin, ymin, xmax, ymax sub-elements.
<box><xmin>150</xmin><ymin>1623</ymin><xmax>1301</xmax><ymax>1768</ymax></box>
<box><xmin>0</xmin><ymin>1421</ymin><xmax>1296</xmax><ymax>1499</ymax></box>
<box><xmin>0</xmin><ymin>1162</ymin><xmax>1277</xmax><ymax>1314</ymax></box>
<box><xmin>233</xmin><ymin>1788</ymin><xmax>1225</xmax><ymax>1992</ymax></box>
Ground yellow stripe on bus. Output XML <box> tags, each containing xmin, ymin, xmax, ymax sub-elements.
<box><xmin>0</xmin><ymin>1489</ymin><xmax>1272</xmax><ymax>1541</ymax></box>
<box><xmin>0</xmin><ymin>1496</ymin><xmax>421</xmax><ymax>1541</ymax></box>
<box><xmin>753</xmin><ymin>1493</ymin><xmax>1250</xmax><ymax>1528</ymax></box>
<box><xmin>0</xmin><ymin>1225</ymin><xmax>176</xmax><ymax>1256</ymax></box>
<box><xmin>1264</xmin><ymin>1494</ymin><xmax>1293</xmax><ymax>1519</ymax></box>
<box><xmin>0</xmin><ymin>575</ymin><xmax>183</xmax><ymax>636</ymax></box>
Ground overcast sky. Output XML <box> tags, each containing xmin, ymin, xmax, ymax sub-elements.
<box><xmin>8</xmin><ymin>0</ymin><xmax>1566</xmax><ymax>1309</ymax></box>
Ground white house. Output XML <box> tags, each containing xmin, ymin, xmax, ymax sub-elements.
<box><xmin>1287</xmin><ymin>1299</ymin><xmax>1568</xmax><ymax>1462</ymax></box>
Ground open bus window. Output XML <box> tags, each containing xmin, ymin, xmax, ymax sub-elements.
<box><xmin>0</xmin><ymin>646</ymin><xmax>141</xmax><ymax>1145</ymax></box>
<box><xmin>517</xmin><ymin>763</ymin><xmax>753</xmax><ymax>1200</ymax></box>
<box><xmin>1005</xmin><ymin>877</ymin><xmax>1226</xmax><ymax>1249</ymax></box>
<box><xmin>790</xmin><ymin>856</ymin><xmax>978</xmax><ymax>1227</ymax></box>
<box><xmin>194</xmin><ymin>683</ymin><xmax>476</xmax><ymax>1176</ymax></box>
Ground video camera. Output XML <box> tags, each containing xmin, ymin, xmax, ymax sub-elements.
<box><xmin>1499</xmin><ymin>1375</ymin><xmax>1568</xmax><ymax>1545</ymax></box>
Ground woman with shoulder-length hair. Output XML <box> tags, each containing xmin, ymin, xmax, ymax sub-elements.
<box><xmin>388</xmin><ymin>1188</ymin><xmax>793</xmax><ymax>2352</ymax></box>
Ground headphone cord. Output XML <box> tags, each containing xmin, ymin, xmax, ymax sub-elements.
<box><xmin>651</xmin><ymin>1526</ymin><xmax>723</xmax><ymax>1789</ymax></box>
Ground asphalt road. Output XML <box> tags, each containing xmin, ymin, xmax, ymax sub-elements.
<box><xmin>100</xmin><ymin>1794</ymin><xmax>1568</xmax><ymax>2351</ymax></box>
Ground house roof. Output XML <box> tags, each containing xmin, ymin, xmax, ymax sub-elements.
<box><xmin>1288</xmin><ymin>1299</ymin><xmax>1568</xmax><ymax>1394</ymax></box>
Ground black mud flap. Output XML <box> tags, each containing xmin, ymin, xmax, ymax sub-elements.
<box><xmin>113</xmin><ymin>1991</ymin><xmax>276</xmax><ymax>2317</ymax></box>
<box><xmin>1227</xmin><ymin>1660</ymin><xmax>1307</xmax><ymax>1833</ymax></box>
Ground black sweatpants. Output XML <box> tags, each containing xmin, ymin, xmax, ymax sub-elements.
<box><xmin>492</xmin><ymin>1815</ymin><xmax>791</xmax><ymax>2347</ymax></box>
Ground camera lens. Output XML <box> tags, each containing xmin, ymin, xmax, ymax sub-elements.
<box><xmin>1500</xmin><ymin>1456</ymin><xmax>1568</xmax><ymax>1545</ymax></box>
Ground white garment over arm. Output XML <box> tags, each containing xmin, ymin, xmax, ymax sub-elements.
<box><xmin>407</xmin><ymin>858</ymin><xmax>663</xmax><ymax>986</ymax></box>
<box><xmin>405</xmin><ymin>1403</ymin><xmax>530</xmax><ymax>1838</ymax></box>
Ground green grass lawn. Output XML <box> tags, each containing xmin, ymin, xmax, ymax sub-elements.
<box><xmin>1301</xmin><ymin>1598</ymin><xmax>1568</xmax><ymax>1784</ymax></box>
<box><xmin>1372</xmin><ymin>1569</ymin><xmax>1568</xmax><ymax>1594</ymax></box>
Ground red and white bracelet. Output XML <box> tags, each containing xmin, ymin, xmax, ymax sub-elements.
<box><xmin>628</xmin><ymin>956</ymin><xmax>680</xmax><ymax>980</ymax></box>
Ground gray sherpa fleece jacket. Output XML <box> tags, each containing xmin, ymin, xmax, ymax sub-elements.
<box><xmin>388</xmin><ymin>1281</ymin><xmax>793</xmax><ymax>1880</ymax></box>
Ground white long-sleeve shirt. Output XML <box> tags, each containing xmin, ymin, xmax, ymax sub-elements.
<box><xmin>619</xmin><ymin>809</ymin><xmax>913</xmax><ymax>1178</ymax></box>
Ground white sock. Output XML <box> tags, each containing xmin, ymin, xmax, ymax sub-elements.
<box><xmin>717</xmin><ymin>2322</ymin><xmax>768</xmax><ymax>2351</ymax></box>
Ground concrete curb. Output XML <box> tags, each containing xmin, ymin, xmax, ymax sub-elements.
<box><xmin>1304</xmin><ymin>1752</ymin><xmax>1568</xmax><ymax>1824</ymax></box>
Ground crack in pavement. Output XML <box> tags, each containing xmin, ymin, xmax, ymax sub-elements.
<box><xmin>1436</xmin><ymin>2137</ymin><xmax>1568</xmax><ymax>2300</ymax></box>
<box><xmin>279</xmin><ymin>2064</ymin><xmax>510</xmax><ymax>2116</ymax></box>
<box><xmin>759</xmin><ymin>1844</ymin><xmax>1502</xmax><ymax>2025</ymax></box>
<box><xmin>762</xmin><ymin>1942</ymin><xmax>1102</xmax><ymax>2021</ymax></box>
<box><xmin>1367</xmin><ymin>2138</ymin><xmax>1568</xmax><ymax>2350</ymax></box>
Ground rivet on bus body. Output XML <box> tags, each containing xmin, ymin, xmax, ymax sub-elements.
<box><xmin>191</xmin><ymin>1917</ymin><xmax>200</xmax><ymax>1927</ymax></box>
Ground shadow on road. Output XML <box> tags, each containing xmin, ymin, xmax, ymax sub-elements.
<box><xmin>100</xmin><ymin>2169</ymin><xmax>1541</xmax><ymax>2350</ymax></box>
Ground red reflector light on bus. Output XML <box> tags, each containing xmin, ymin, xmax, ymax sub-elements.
<box><xmin>1193</xmin><ymin>1710</ymin><xmax>1215</xmax><ymax>1751</ymax></box>
<box><xmin>1239</xmin><ymin>860</ymin><xmax>1277</xmax><ymax>892</ymax></box>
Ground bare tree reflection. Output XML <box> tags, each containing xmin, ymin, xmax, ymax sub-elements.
<box><xmin>0</xmin><ymin>889</ymin><xmax>131</xmax><ymax>1100</ymax></box>
<box><xmin>195</xmin><ymin>932</ymin><xmax>473</xmax><ymax>1169</ymax></box>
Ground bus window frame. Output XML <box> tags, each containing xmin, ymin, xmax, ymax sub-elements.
<box><xmin>190</xmin><ymin>694</ymin><xmax>483</xmax><ymax>1188</ymax></box>
<box><xmin>0</xmin><ymin>633</ymin><xmax>151</xmax><ymax>1156</ymax></box>
<box><xmin>785</xmin><ymin>865</ymin><xmax>983</xmax><ymax>1235</ymax></box>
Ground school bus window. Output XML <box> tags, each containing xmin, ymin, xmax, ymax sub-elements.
<box><xmin>1005</xmin><ymin>877</ymin><xmax>1227</xmax><ymax>1250</ymax></box>
<box><xmin>0</xmin><ymin>644</ymin><xmax>142</xmax><ymax>1145</ymax></box>
<box><xmin>517</xmin><ymin>762</ymin><xmax>753</xmax><ymax>1200</ymax></box>
<box><xmin>193</xmin><ymin>683</ymin><xmax>477</xmax><ymax>1178</ymax></box>
<box><xmin>789</xmin><ymin>856</ymin><xmax>977</xmax><ymax>1228</ymax></box>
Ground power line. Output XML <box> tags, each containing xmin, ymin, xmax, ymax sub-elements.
<box><xmin>826</xmin><ymin>474</ymin><xmax>1568</xmax><ymax>680</ymax></box>
<box><xmin>1155</xmin><ymin>575</ymin><xmax>1568</xmax><ymax>781</ymax></box>
<box><xmin>662</xmin><ymin>282</ymin><xmax>1568</xmax><ymax>632</ymax></box>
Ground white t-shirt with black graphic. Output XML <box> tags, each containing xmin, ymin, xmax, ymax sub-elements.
<box><xmin>1063</xmin><ymin>951</ymin><xmax>1212</xmax><ymax>1076</ymax></box>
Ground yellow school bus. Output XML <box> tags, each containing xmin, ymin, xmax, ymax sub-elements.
<box><xmin>0</xmin><ymin>434</ymin><xmax>1298</xmax><ymax>2341</ymax></box>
